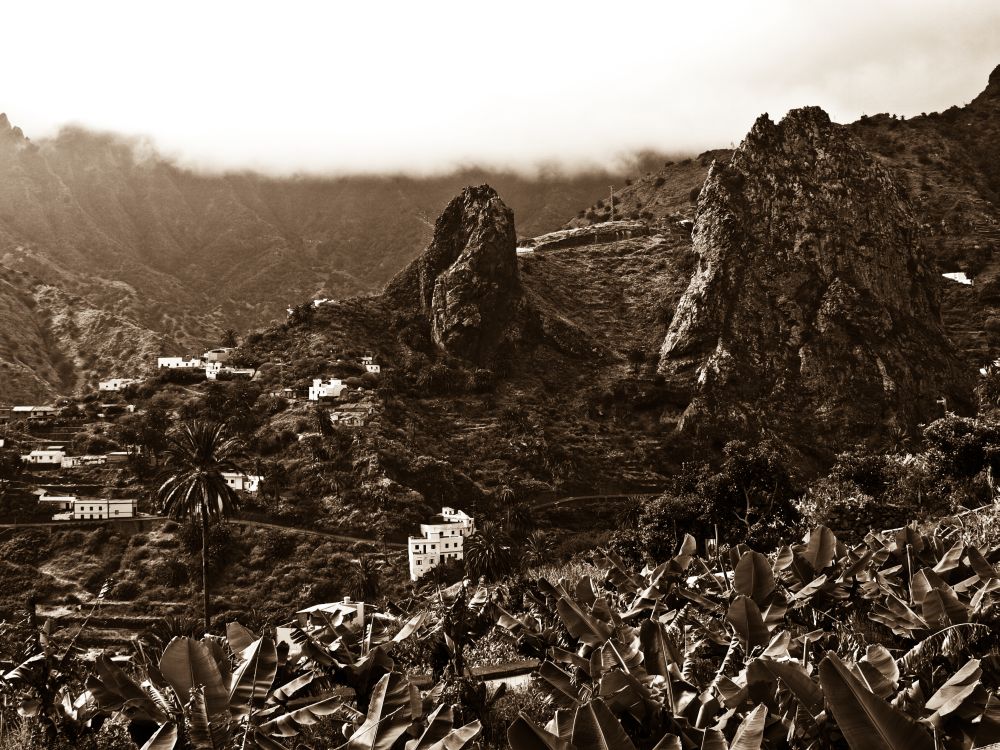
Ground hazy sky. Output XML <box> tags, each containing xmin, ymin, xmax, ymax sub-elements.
<box><xmin>4</xmin><ymin>1</ymin><xmax>999</xmax><ymax>174</ymax></box>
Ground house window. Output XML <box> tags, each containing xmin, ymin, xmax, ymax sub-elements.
<box><xmin>416</xmin><ymin>560</ymin><xmax>422</xmax><ymax>565</ymax></box>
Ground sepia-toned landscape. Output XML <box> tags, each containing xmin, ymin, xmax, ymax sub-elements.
<box><xmin>2</xmin><ymin>4</ymin><xmax>1000</xmax><ymax>749</ymax></box>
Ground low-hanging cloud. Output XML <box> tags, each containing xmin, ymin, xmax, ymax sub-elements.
<box><xmin>4</xmin><ymin>0</ymin><xmax>999</xmax><ymax>176</ymax></box>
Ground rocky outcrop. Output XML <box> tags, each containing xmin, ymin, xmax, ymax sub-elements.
<box><xmin>659</xmin><ymin>106</ymin><xmax>972</xmax><ymax>454</ymax></box>
<box><xmin>386</xmin><ymin>185</ymin><xmax>523</xmax><ymax>363</ymax></box>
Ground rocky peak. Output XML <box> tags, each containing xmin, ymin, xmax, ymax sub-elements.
<box><xmin>971</xmin><ymin>64</ymin><xmax>1000</xmax><ymax>108</ymax></box>
<box><xmin>387</xmin><ymin>184</ymin><xmax>522</xmax><ymax>363</ymax></box>
<box><xmin>0</xmin><ymin>112</ymin><xmax>28</xmax><ymax>145</ymax></box>
<box><xmin>659</xmin><ymin>106</ymin><xmax>971</xmax><ymax>457</ymax></box>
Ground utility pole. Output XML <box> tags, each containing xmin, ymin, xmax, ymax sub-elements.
<box><xmin>609</xmin><ymin>185</ymin><xmax>615</xmax><ymax>222</ymax></box>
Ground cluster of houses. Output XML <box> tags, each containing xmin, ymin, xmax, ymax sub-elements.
<box><xmin>29</xmin><ymin>470</ymin><xmax>261</xmax><ymax>521</ymax></box>
<box><xmin>21</xmin><ymin>446</ymin><xmax>132</xmax><ymax>468</ymax></box>
<box><xmin>407</xmin><ymin>506</ymin><xmax>476</xmax><ymax>581</ymax></box>
<box><xmin>157</xmin><ymin>347</ymin><xmax>255</xmax><ymax>381</ymax></box>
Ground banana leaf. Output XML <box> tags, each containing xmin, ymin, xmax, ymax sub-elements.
<box><xmin>818</xmin><ymin>652</ymin><xmax>933</xmax><ymax>750</ymax></box>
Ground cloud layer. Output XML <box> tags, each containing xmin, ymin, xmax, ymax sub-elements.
<box><xmin>5</xmin><ymin>0</ymin><xmax>999</xmax><ymax>174</ymax></box>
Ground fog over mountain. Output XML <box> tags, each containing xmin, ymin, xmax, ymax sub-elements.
<box><xmin>5</xmin><ymin>0</ymin><xmax>999</xmax><ymax>174</ymax></box>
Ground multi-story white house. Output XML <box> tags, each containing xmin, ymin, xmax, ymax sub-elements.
<box><xmin>308</xmin><ymin>378</ymin><xmax>347</xmax><ymax>401</ymax></box>
<box><xmin>21</xmin><ymin>447</ymin><xmax>67</xmax><ymax>466</ymax></box>
<box><xmin>70</xmin><ymin>498</ymin><xmax>137</xmax><ymax>521</ymax></box>
<box><xmin>157</xmin><ymin>356</ymin><xmax>203</xmax><ymax>369</ymax></box>
<box><xmin>222</xmin><ymin>472</ymin><xmax>262</xmax><ymax>493</ymax></box>
<box><xmin>408</xmin><ymin>507</ymin><xmax>476</xmax><ymax>581</ymax></box>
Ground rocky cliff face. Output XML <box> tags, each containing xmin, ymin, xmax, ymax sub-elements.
<box><xmin>387</xmin><ymin>185</ymin><xmax>523</xmax><ymax>363</ymax></box>
<box><xmin>659</xmin><ymin>106</ymin><xmax>972</xmax><ymax>455</ymax></box>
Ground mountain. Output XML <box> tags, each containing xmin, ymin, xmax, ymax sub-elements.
<box><xmin>658</xmin><ymin>106</ymin><xmax>971</xmax><ymax>458</ymax></box>
<box><xmin>570</xmin><ymin>65</ymin><xmax>1000</xmax><ymax>367</ymax></box>
<box><xmin>0</xmin><ymin>114</ymin><xmax>667</xmax><ymax>403</ymax></box>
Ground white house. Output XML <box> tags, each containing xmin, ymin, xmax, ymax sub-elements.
<box><xmin>308</xmin><ymin>378</ymin><xmax>347</xmax><ymax>401</ymax></box>
<box><xmin>98</xmin><ymin>377</ymin><xmax>140</xmax><ymax>392</ymax></box>
<box><xmin>21</xmin><ymin>447</ymin><xmax>67</xmax><ymax>466</ymax></box>
<box><xmin>202</xmin><ymin>347</ymin><xmax>235</xmax><ymax>363</ymax></box>
<box><xmin>222</xmin><ymin>471</ymin><xmax>262</xmax><ymax>493</ymax></box>
<box><xmin>70</xmin><ymin>498</ymin><xmax>137</xmax><ymax>521</ymax></box>
<box><xmin>61</xmin><ymin>454</ymin><xmax>109</xmax><ymax>468</ymax></box>
<box><xmin>364</xmin><ymin>363</ymin><xmax>381</xmax><ymax>375</ymax></box>
<box><xmin>943</xmin><ymin>272</ymin><xmax>973</xmax><ymax>285</ymax></box>
<box><xmin>157</xmin><ymin>356</ymin><xmax>203</xmax><ymax>369</ymax></box>
<box><xmin>408</xmin><ymin>507</ymin><xmax>476</xmax><ymax>581</ymax></box>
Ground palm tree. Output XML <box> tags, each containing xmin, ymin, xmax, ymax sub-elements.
<box><xmin>524</xmin><ymin>529</ymin><xmax>552</xmax><ymax>569</ymax></box>
<box><xmin>158</xmin><ymin>421</ymin><xmax>244</xmax><ymax>631</ymax></box>
<box><xmin>464</xmin><ymin>521</ymin><xmax>514</xmax><ymax>582</ymax></box>
<box><xmin>348</xmin><ymin>554</ymin><xmax>381</xmax><ymax>602</ymax></box>
<box><xmin>221</xmin><ymin>328</ymin><xmax>239</xmax><ymax>348</ymax></box>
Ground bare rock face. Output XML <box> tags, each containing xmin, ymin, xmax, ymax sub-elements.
<box><xmin>659</xmin><ymin>106</ymin><xmax>972</xmax><ymax>454</ymax></box>
<box><xmin>388</xmin><ymin>184</ymin><xmax>522</xmax><ymax>363</ymax></box>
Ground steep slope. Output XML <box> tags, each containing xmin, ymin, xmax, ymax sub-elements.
<box><xmin>0</xmin><ymin>266</ymin><xmax>170</xmax><ymax>403</ymax></box>
<box><xmin>658</xmin><ymin>107</ymin><xmax>972</xmax><ymax>457</ymax></box>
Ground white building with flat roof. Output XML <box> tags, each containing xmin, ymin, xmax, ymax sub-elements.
<box><xmin>61</xmin><ymin>454</ymin><xmax>109</xmax><ymax>468</ymax></box>
<box><xmin>309</xmin><ymin>378</ymin><xmax>347</xmax><ymax>401</ymax></box>
<box><xmin>21</xmin><ymin>447</ymin><xmax>67</xmax><ymax>466</ymax></box>
<box><xmin>157</xmin><ymin>356</ymin><xmax>203</xmax><ymax>369</ymax></box>
<box><xmin>71</xmin><ymin>498</ymin><xmax>136</xmax><ymax>521</ymax></box>
<box><xmin>408</xmin><ymin>507</ymin><xmax>475</xmax><ymax>581</ymax></box>
<box><xmin>222</xmin><ymin>471</ymin><xmax>262</xmax><ymax>493</ymax></box>
<box><xmin>99</xmin><ymin>378</ymin><xmax>140</xmax><ymax>392</ymax></box>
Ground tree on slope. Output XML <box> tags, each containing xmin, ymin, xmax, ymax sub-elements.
<box><xmin>158</xmin><ymin>420</ymin><xmax>243</xmax><ymax>631</ymax></box>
